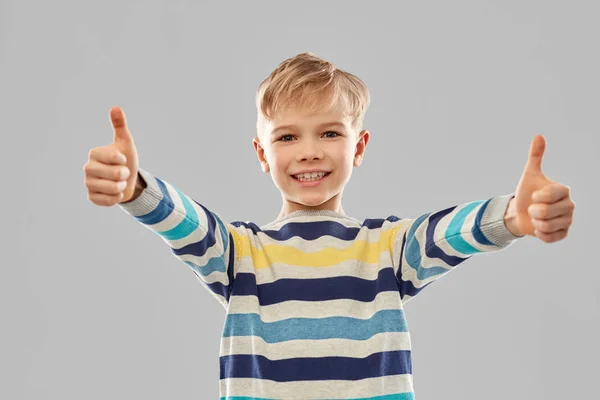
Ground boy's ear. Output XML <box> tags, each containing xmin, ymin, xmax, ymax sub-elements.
<box><xmin>252</xmin><ymin>136</ymin><xmax>270</xmax><ymax>173</ymax></box>
<box><xmin>353</xmin><ymin>130</ymin><xmax>370</xmax><ymax>167</ymax></box>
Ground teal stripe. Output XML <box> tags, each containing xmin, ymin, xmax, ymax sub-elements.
<box><xmin>446</xmin><ymin>201</ymin><xmax>483</xmax><ymax>255</ymax></box>
<box><xmin>157</xmin><ymin>186</ymin><xmax>200</xmax><ymax>241</ymax></box>
<box><xmin>223</xmin><ymin>309</ymin><xmax>408</xmax><ymax>342</ymax></box>
<box><xmin>220</xmin><ymin>393</ymin><xmax>414</xmax><ymax>400</ymax></box>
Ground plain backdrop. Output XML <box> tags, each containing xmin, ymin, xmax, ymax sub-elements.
<box><xmin>2</xmin><ymin>0</ymin><xmax>598</xmax><ymax>399</ymax></box>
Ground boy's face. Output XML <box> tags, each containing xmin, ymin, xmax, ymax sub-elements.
<box><xmin>253</xmin><ymin>106</ymin><xmax>369</xmax><ymax>214</ymax></box>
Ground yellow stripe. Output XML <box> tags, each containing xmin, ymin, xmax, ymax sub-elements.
<box><xmin>230</xmin><ymin>226</ymin><xmax>404</xmax><ymax>269</ymax></box>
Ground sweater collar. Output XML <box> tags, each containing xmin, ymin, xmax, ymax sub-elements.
<box><xmin>270</xmin><ymin>209</ymin><xmax>359</xmax><ymax>225</ymax></box>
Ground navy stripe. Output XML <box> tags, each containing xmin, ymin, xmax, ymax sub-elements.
<box><xmin>233</xmin><ymin>220</ymin><xmax>361</xmax><ymax>241</ymax></box>
<box><xmin>422</xmin><ymin>206</ymin><xmax>470</xmax><ymax>267</ymax></box>
<box><xmin>473</xmin><ymin>199</ymin><xmax>497</xmax><ymax>246</ymax></box>
<box><xmin>231</xmin><ymin>217</ymin><xmax>404</xmax><ymax>241</ymax></box>
<box><xmin>231</xmin><ymin>267</ymin><xmax>399</xmax><ymax>305</ymax></box>
<box><xmin>220</xmin><ymin>350</ymin><xmax>412</xmax><ymax>381</ymax></box>
<box><xmin>362</xmin><ymin>216</ymin><xmax>402</xmax><ymax>229</ymax></box>
<box><xmin>190</xmin><ymin>274</ymin><xmax>229</xmax><ymax>301</ymax></box>
<box><xmin>224</xmin><ymin>232</ymin><xmax>235</xmax><ymax>303</ymax></box>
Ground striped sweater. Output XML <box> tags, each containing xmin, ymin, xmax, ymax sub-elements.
<box><xmin>118</xmin><ymin>168</ymin><xmax>523</xmax><ymax>400</ymax></box>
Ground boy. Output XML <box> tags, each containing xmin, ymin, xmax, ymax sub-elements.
<box><xmin>83</xmin><ymin>52</ymin><xmax>575</xmax><ymax>399</ymax></box>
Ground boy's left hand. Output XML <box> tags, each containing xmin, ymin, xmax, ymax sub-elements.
<box><xmin>505</xmin><ymin>135</ymin><xmax>575</xmax><ymax>242</ymax></box>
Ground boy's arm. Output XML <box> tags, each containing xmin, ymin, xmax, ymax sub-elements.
<box><xmin>390</xmin><ymin>194</ymin><xmax>524</xmax><ymax>305</ymax></box>
<box><xmin>117</xmin><ymin>168</ymin><xmax>243</xmax><ymax>309</ymax></box>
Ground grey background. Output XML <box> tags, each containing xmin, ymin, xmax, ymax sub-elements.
<box><xmin>2</xmin><ymin>0</ymin><xmax>598</xmax><ymax>399</ymax></box>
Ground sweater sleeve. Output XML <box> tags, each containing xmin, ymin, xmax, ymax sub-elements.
<box><xmin>390</xmin><ymin>194</ymin><xmax>524</xmax><ymax>305</ymax></box>
<box><xmin>117</xmin><ymin>168</ymin><xmax>243</xmax><ymax>309</ymax></box>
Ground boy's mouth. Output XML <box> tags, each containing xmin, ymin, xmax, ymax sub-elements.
<box><xmin>291</xmin><ymin>171</ymin><xmax>331</xmax><ymax>182</ymax></box>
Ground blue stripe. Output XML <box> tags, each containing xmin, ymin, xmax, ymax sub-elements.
<box><xmin>133</xmin><ymin>177</ymin><xmax>173</xmax><ymax>225</ymax></box>
<box><xmin>223</xmin><ymin>308</ymin><xmax>408</xmax><ymax>342</ymax></box>
<box><xmin>220</xmin><ymin>350</ymin><xmax>412</xmax><ymax>381</ymax></box>
<box><xmin>395</xmin><ymin>231</ymin><xmax>432</xmax><ymax>300</ymax></box>
<box><xmin>231</xmin><ymin>267</ymin><xmax>399</xmax><ymax>305</ymax></box>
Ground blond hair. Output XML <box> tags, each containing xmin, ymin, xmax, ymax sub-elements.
<box><xmin>256</xmin><ymin>52</ymin><xmax>370</xmax><ymax>131</ymax></box>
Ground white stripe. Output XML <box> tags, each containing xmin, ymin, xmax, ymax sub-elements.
<box><xmin>228</xmin><ymin>290</ymin><xmax>403</xmax><ymax>321</ymax></box>
<box><xmin>260</xmin><ymin>214</ymin><xmax>363</xmax><ymax>231</ymax></box>
<box><xmin>220</xmin><ymin>331</ymin><xmax>411</xmax><ymax>359</ymax></box>
<box><xmin>220</xmin><ymin>374</ymin><xmax>414</xmax><ymax>399</ymax></box>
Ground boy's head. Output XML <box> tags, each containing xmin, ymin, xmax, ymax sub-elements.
<box><xmin>253</xmin><ymin>52</ymin><xmax>371</xmax><ymax>216</ymax></box>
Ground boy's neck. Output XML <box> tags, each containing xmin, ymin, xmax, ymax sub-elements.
<box><xmin>278</xmin><ymin>201</ymin><xmax>346</xmax><ymax>220</ymax></box>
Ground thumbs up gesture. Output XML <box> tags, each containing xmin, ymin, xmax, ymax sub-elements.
<box><xmin>507</xmin><ymin>135</ymin><xmax>575</xmax><ymax>242</ymax></box>
<box><xmin>83</xmin><ymin>106</ymin><xmax>140</xmax><ymax>206</ymax></box>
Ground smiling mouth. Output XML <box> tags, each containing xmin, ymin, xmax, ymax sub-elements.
<box><xmin>292</xmin><ymin>172</ymin><xmax>331</xmax><ymax>182</ymax></box>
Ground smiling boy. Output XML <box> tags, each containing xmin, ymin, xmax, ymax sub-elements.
<box><xmin>84</xmin><ymin>52</ymin><xmax>575</xmax><ymax>399</ymax></box>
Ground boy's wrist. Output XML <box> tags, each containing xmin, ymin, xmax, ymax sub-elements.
<box><xmin>132</xmin><ymin>172</ymin><xmax>146</xmax><ymax>198</ymax></box>
<box><xmin>503</xmin><ymin>197</ymin><xmax>524</xmax><ymax>237</ymax></box>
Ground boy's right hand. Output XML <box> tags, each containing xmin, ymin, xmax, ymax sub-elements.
<box><xmin>83</xmin><ymin>106</ymin><xmax>140</xmax><ymax>206</ymax></box>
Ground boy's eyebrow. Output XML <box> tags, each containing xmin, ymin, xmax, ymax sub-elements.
<box><xmin>271</xmin><ymin>121</ymin><xmax>346</xmax><ymax>135</ymax></box>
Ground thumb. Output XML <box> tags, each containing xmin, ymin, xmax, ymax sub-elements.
<box><xmin>525</xmin><ymin>134</ymin><xmax>546</xmax><ymax>174</ymax></box>
<box><xmin>110</xmin><ymin>106</ymin><xmax>134</xmax><ymax>145</ymax></box>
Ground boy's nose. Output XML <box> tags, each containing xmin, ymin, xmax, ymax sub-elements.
<box><xmin>297</xmin><ymin>143</ymin><xmax>324</xmax><ymax>161</ymax></box>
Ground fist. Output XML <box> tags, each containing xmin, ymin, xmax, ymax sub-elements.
<box><xmin>83</xmin><ymin>106</ymin><xmax>140</xmax><ymax>206</ymax></box>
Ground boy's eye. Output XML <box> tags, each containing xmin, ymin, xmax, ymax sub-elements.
<box><xmin>277</xmin><ymin>131</ymin><xmax>341</xmax><ymax>142</ymax></box>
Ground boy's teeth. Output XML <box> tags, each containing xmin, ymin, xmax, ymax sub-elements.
<box><xmin>295</xmin><ymin>172</ymin><xmax>327</xmax><ymax>181</ymax></box>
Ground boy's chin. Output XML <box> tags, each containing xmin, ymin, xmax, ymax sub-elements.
<box><xmin>291</xmin><ymin>194</ymin><xmax>334</xmax><ymax>209</ymax></box>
